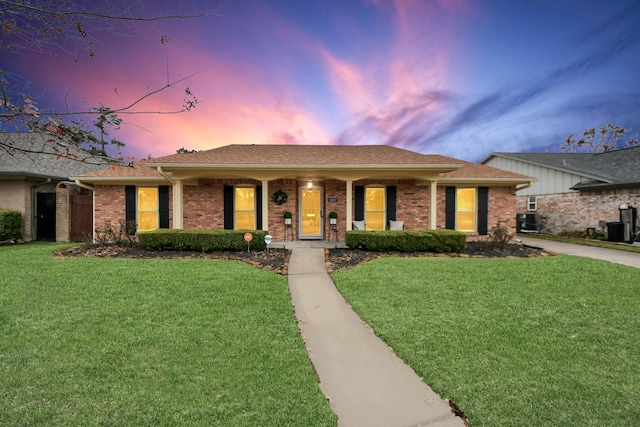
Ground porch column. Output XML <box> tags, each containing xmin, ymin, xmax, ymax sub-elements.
<box><xmin>261</xmin><ymin>180</ymin><xmax>269</xmax><ymax>231</ymax></box>
<box><xmin>346</xmin><ymin>180</ymin><xmax>353</xmax><ymax>230</ymax></box>
<box><xmin>173</xmin><ymin>180</ymin><xmax>184</xmax><ymax>229</ymax></box>
<box><xmin>429</xmin><ymin>179</ymin><xmax>438</xmax><ymax>230</ymax></box>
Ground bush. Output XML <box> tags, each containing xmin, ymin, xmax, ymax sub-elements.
<box><xmin>0</xmin><ymin>209</ymin><xmax>22</xmax><ymax>241</ymax></box>
<box><xmin>345</xmin><ymin>229</ymin><xmax>466</xmax><ymax>253</ymax></box>
<box><xmin>138</xmin><ymin>229</ymin><xmax>269</xmax><ymax>252</ymax></box>
<box><xmin>486</xmin><ymin>221</ymin><xmax>514</xmax><ymax>250</ymax></box>
<box><xmin>94</xmin><ymin>220</ymin><xmax>137</xmax><ymax>245</ymax></box>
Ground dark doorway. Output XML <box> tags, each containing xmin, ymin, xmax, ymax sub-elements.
<box><xmin>36</xmin><ymin>193</ymin><xmax>56</xmax><ymax>241</ymax></box>
<box><xmin>70</xmin><ymin>193</ymin><xmax>93</xmax><ymax>242</ymax></box>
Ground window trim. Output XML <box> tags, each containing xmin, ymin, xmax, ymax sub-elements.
<box><xmin>234</xmin><ymin>185</ymin><xmax>256</xmax><ymax>230</ymax></box>
<box><xmin>528</xmin><ymin>196</ymin><xmax>537</xmax><ymax>211</ymax></box>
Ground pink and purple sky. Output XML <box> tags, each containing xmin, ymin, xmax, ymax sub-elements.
<box><xmin>4</xmin><ymin>0</ymin><xmax>640</xmax><ymax>161</ymax></box>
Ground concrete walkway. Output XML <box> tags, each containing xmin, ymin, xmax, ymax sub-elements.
<box><xmin>519</xmin><ymin>236</ymin><xmax>640</xmax><ymax>269</ymax></box>
<box><xmin>288</xmin><ymin>248</ymin><xmax>465</xmax><ymax>427</ymax></box>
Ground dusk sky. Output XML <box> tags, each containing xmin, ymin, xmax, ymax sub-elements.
<box><xmin>5</xmin><ymin>0</ymin><xmax>640</xmax><ymax>161</ymax></box>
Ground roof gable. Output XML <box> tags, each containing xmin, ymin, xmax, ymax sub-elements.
<box><xmin>484</xmin><ymin>147</ymin><xmax>640</xmax><ymax>185</ymax></box>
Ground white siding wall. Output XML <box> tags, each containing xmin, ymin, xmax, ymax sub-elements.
<box><xmin>484</xmin><ymin>157</ymin><xmax>590</xmax><ymax>196</ymax></box>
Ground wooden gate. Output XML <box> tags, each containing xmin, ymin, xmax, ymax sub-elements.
<box><xmin>70</xmin><ymin>193</ymin><xmax>93</xmax><ymax>242</ymax></box>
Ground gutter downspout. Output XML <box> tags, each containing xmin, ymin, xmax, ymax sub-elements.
<box><xmin>156</xmin><ymin>166</ymin><xmax>175</xmax><ymax>184</ymax></box>
<box><xmin>515</xmin><ymin>181</ymin><xmax>534</xmax><ymax>192</ymax></box>
<box><xmin>31</xmin><ymin>178</ymin><xmax>52</xmax><ymax>241</ymax></box>
<box><xmin>74</xmin><ymin>179</ymin><xmax>94</xmax><ymax>192</ymax></box>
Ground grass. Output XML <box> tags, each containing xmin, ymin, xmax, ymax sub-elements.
<box><xmin>521</xmin><ymin>233</ymin><xmax>640</xmax><ymax>253</ymax></box>
<box><xmin>333</xmin><ymin>255</ymin><xmax>640</xmax><ymax>426</ymax></box>
<box><xmin>0</xmin><ymin>243</ymin><xmax>336</xmax><ymax>426</ymax></box>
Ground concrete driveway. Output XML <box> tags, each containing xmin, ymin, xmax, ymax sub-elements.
<box><xmin>519</xmin><ymin>236</ymin><xmax>640</xmax><ymax>269</ymax></box>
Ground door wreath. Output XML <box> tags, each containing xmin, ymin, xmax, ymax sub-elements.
<box><xmin>272</xmin><ymin>189</ymin><xmax>288</xmax><ymax>205</ymax></box>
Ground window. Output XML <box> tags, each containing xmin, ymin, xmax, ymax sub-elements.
<box><xmin>528</xmin><ymin>196</ymin><xmax>537</xmax><ymax>211</ymax></box>
<box><xmin>456</xmin><ymin>188</ymin><xmax>476</xmax><ymax>232</ymax></box>
<box><xmin>365</xmin><ymin>187</ymin><xmax>385</xmax><ymax>231</ymax></box>
<box><xmin>235</xmin><ymin>187</ymin><xmax>256</xmax><ymax>229</ymax></box>
<box><xmin>137</xmin><ymin>187</ymin><xmax>159</xmax><ymax>231</ymax></box>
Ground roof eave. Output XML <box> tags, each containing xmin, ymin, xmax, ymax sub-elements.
<box><xmin>144</xmin><ymin>162</ymin><xmax>464</xmax><ymax>170</ymax></box>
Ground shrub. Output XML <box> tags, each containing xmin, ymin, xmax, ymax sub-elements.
<box><xmin>0</xmin><ymin>209</ymin><xmax>22</xmax><ymax>241</ymax></box>
<box><xmin>486</xmin><ymin>221</ymin><xmax>514</xmax><ymax>250</ymax></box>
<box><xmin>345</xmin><ymin>229</ymin><xmax>466</xmax><ymax>253</ymax></box>
<box><xmin>94</xmin><ymin>220</ymin><xmax>136</xmax><ymax>245</ymax></box>
<box><xmin>138</xmin><ymin>229</ymin><xmax>268</xmax><ymax>252</ymax></box>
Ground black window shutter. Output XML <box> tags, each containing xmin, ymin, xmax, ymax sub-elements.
<box><xmin>223</xmin><ymin>185</ymin><xmax>234</xmax><ymax>229</ymax></box>
<box><xmin>478</xmin><ymin>187</ymin><xmax>489</xmax><ymax>235</ymax></box>
<box><xmin>158</xmin><ymin>186</ymin><xmax>170</xmax><ymax>229</ymax></box>
<box><xmin>125</xmin><ymin>185</ymin><xmax>136</xmax><ymax>234</ymax></box>
<box><xmin>386</xmin><ymin>186</ymin><xmax>397</xmax><ymax>224</ymax></box>
<box><xmin>445</xmin><ymin>186</ymin><xmax>456</xmax><ymax>230</ymax></box>
<box><xmin>354</xmin><ymin>186</ymin><xmax>365</xmax><ymax>221</ymax></box>
<box><xmin>256</xmin><ymin>186</ymin><xmax>262</xmax><ymax>230</ymax></box>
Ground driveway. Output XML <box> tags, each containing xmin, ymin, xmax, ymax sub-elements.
<box><xmin>519</xmin><ymin>236</ymin><xmax>640</xmax><ymax>269</ymax></box>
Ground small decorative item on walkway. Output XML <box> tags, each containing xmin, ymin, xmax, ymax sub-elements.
<box><xmin>244</xmin><ymin>232</ymin><xmax>253</xmax><ymax>253</ymax></box>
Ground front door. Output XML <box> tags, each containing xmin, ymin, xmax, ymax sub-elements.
<box><xmin>299</xmin><ymin>187</ymin><xmax>323</xmax><ymax>239</ymax></box>
<box><xmin>36</xmin><ymin>192</ymin><xmax>56</xmax><ymax>241</ymax></box>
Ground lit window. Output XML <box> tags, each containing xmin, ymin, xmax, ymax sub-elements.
<box><xmin>528</xmin><ymin>196</ymin><xmax>537</xmax><ymax>211</ymax></box>
<box><xmin>456</xmin><ymin>188</ymin><xmax>476</xmax><ymax>232</ymax></box>
<box><xmin>137</xmin><ymin>187</ymin><xmax>158</xmax><ymax>231</ymax></box>
<box><xmin>365</xmin><ymin>187</ymin><xmax>385</xmax><ymax>231</ymax></box>
<box><xmin>235</xmin><ymin>187</ymin><xmax>255</xmax><ymax>229</ymax></box>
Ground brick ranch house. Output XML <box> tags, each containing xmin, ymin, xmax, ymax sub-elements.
<box><xmin>71</xmin><ymin>144</ymin><xmax>533</xmax><ymax>241</ymax></box>
<box><xmin>0</xmin><ymin>132</ymin><xmax>109</xmax><ymax>242</ymax></box>
<box><xmin>482</xmin><ymin>147</ymin><xmax>640</xmax><ymax>238</ymax></box>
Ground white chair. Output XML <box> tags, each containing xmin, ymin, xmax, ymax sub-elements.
<box><xmin>352</xmin><ymin>220</ymin><xmax>365</xmax><ymax>230</ymax></box>
<box><xmin>388</xmin><ymin>220</ymin><xmax>404</xmax><ymax>230</ymax></box>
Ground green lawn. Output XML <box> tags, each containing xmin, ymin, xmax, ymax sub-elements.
<box><xmin>333</xmin><ymin>255</ymin><xmax>640</xmax><ymax>426</ymax></box>
<box><xmin>0</xmin><ymin>243</ymin><xmax>336</xmax><ymax>426</ymax></box>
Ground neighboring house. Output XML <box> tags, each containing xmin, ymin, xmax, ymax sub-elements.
<box><xmin>482</xmin><ymin>147</ymin><xmax>640</xmax><ymax>236</ymax></box>
<box><xmin>71</xmin><ymin>144</ymin><xmax>533</xmax><ymax>241</ymax></box>
<box><xmin>0</xmin><ymin>132</ymin><xmax>109</xmax><ymax>241</ymax></box>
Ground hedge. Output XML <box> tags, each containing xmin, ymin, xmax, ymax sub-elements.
<box><xmin>345</xmin><ymin>229</ymin><xmax>466</xmax><ymax>253</ymax></box>
<box><xmin>0</xmin><ymin>209</ymin><xmax>23</xmax><ymax>241</ymax></box>
<box><xmin>138</xmin><ymin>229</ymin><xmax>269</xmax><ymax>252</ymax></box>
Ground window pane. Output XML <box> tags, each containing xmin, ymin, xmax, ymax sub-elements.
<box><xmin>366</xmin><ymin>188</ymin><xmax>385</xmax><ymax>211</ymax></box>
<box><xmin>235</xmin><ymin>188</ymin><xmax>255</xmax><ymax>211</ymax></box>
<box><xmin>138</xmin><ymin>188</ymin><xmax>158</xmax><ymax>211</ymax></box>
<box><xmin>236</xmin><ymin>211</ymin><xmax>255</xmax><ymax>230</ymax></box>
<box><xmin>457</xmin><ymin>212</ymin><xmax>475</xmax><ymax>232</ymax></box>
<box><xmin>138</xmin><ymin>212</ymin><xmax>158</xmax><ymax>231</ymax></box>
<box><xmin>366</xmin><ymin>212</ymin><xmax>385</xmax><ymax>231</ymax></box>
<box><xmin>457</xmin><ymin>188</ymin><xmax>475</xmax><ymax>211</ymax></box>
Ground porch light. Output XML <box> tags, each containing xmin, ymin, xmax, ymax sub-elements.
<box><xmin>307</xmin><ymin>179</ymin><xmax>313</xmax><ymax>190</ymax></box>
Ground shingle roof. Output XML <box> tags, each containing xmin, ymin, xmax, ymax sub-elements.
<box><xmin>146</xmin><ymin>144</ymin><xmax>461</xmax><ymax>166</ymax></box>
<box><xmin>74</xmin><ymin>144</ymin><xmax>532</xmax><ymax>184</ymax></box>
<box><xmin>485</xmin><ymin>147</ymin><xmax>640</xmax><ymax>188</ymax></box>
<box><xmin>0</xmin><ymin>132</ymin><xmax>110</xmax><ymax>180</ymax></box>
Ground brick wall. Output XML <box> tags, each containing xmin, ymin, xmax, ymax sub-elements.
<box><xmin>517</xmin><ymin>188</ymin><xmax>640</xmax><ymax>234</ymax></box>
<box><xmin>436</xmin><ymin>185</ymin><xmax>517</xmax><ymax>236</ymax></box>
<box><xmin>92</xmin><ymin>180</ymin><xmax>519</xmax><ymax>240</ymax></box>
<box><xmin>94</xmin><ymin>185</ymin><xmax>126</xmax><ymax>230</ymax></box>
<box><xmin>0</xmin><ymin>179</ymin><xmax>31</xmax><ymax>240</ymax></box>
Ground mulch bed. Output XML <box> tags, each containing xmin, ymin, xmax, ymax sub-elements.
<box><xmin>54</xmin><ymin>241</ymin><xmax>546</xmax><ymax>276</ymax></box>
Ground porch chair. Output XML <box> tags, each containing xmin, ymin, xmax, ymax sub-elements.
<box><xmin>388</xmin><ymin>220</ymin><xmax>404</xmax><ymax>230</ymax></box>
<box><xmin>352</xmin><ymin>220</ymin><xmax>366</xmax><ymax>230</ymax></box>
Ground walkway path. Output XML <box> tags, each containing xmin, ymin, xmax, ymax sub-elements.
<box><xmin>519</xmin><ymin>236</ymin><xmax>640</xmax><ymax>269</ymax></box>
<box><xmin>288</xmin><ymin>247</ymin><xmax>464</xmax><ymax>427</ymax></box>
